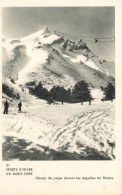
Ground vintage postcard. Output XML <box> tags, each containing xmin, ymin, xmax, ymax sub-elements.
<box><xmin>0</xmin><ymin>0</ymin><xmax>122</xmax><ymax>194</ymax></box>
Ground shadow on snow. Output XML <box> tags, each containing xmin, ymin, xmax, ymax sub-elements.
<box><xmin>2</xmin><ymin>136</ymin><xmax>112</xmax><ymax>160</ymax></box>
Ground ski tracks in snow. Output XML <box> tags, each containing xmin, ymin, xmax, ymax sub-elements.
<box><xmin>51</xmin><ymin>108</ymin><xmax>115</xmax><ymax>159</ymax></box>
<box><xmin>3</xmin><ymin>102</ymin><xmax>115</xmax><ymax>160</ymax></box>
<box><xmin>5</xmin><ymin>111</ymin><xmax>56</xmax><ymax>148</ymax></box>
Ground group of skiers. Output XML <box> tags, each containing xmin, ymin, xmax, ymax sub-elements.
<box><xmin>3</xmin><ymin>100</ymin><xmax>22</xmax><ymax>114</ymax></box>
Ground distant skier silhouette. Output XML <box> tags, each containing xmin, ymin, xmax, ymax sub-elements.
<box><xmin>18</xmin><ymin>101</ymin><xmax>22</xmax><ymax>113</ymax></box>
<box><xmin>4</xmin><ymin>100</ymin><xmax>9</xmax><ymax>114</ymax></box>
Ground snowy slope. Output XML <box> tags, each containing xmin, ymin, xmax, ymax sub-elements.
<box><xmin>2</xmin><ymin>95</ymin><xmax>115</xmax><ymax>160</ymax></box>
<box><xmin>21</xmin><ymin>26</ymin><xmax>60</xmax><ymax>44</ymax></box>
<box><xmin>63</xmin><ymin>54</ymin><xmax>103</xmax><ymax>72</ymax></box>
<box><xmin>2</xmin><ymin>27</ymin><xmax>115</xmax><ymax>160</ymax></box>
<box><xmin>2</xmin><ymin>26</ymin><xmax>115</xmax><ymax>94</ymax></box>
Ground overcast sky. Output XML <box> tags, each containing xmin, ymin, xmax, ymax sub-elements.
<box><xmin>2</xmin><ymin>7</ymin><xmax>115</xmax><ymax>61</ymax></box>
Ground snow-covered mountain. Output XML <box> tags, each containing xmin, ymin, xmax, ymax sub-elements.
<box><xmin>2</xmin><ymin>27</ymin><xmax>115</xmax><ymax>160</ymax></box>
<box><xmin>2</xmin><ymin>26</ymin><xmax>115</xmax><ymax>95</ymax></box>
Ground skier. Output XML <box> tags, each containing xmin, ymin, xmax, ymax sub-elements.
<box><xmin>4</xmin><ymin>100</ymin><xmax>9</xmax><ymax>114</ymax></box>
<box><xmin>18</xmin><ymin>101</ymin><xmax>22</xmax><ymax>113</ymax></box>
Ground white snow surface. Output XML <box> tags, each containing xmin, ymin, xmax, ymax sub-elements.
<box><xmin>2</xmin><ymin>40</ymin><xmax>22</xmax><ymax>59</ymax></box>
<box><xmin>2</xmin><ymin>91</ymin><xmax>115</xmax><ymax>160</ymax></box>
<box><xmin>63</xmin><ymin>54</ymin><xmax>102</xmax><ymax>72</ymax></box>
<box><xmin>3</xmin><ymin>27</ymin><xmax>63</xmax><ymax>85</ymax></box>
<box><xmin>91</xmin><ymin>89</ymin><xmax>104</xmax><ymax>100</ymax></box>
<box><xmin>3</xmin><ymin>27</ymin><xmax>60</xmax><ymax>56</ymax></box>
<box><xmin>17</xmin><ymin>45</ymin><xmax>48</xmax><ymax>84</ymax></box>
<box><xmin>21</xmin><ymin>26</ymin><xmax>60</xmax><ymax>44</ymax></box>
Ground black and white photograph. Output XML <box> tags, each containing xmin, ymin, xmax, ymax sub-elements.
<box><xmin>2</xmin><ymin>7</ymin><xmax>115</xmax><ymax>161</ymax></box>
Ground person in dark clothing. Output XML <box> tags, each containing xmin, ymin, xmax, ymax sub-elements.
<box><xmin>4</xmin><ymin>100</ymin><xmax>9</xmax><ymax>114</ymax></box>
<box><xmin>18</xmin><ymin>101</ymin><xmax>22</xmax><ymax>113</ymax></box>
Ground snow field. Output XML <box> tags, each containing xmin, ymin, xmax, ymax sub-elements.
<box><xmin>63</xmin><ymin>54</ymin><xmax>102</xmax><ymax>72</ymax></box>
<box><xmin>2</xmin><ymin>95</ymin><xmax>115</xmax><ymax>160</ymax></box>
<box><xmin>17</xmin><ymin>47</ymin><xmax>48</xmax><ymax>84</ymax></box>
<box><xmin>51</xmin><ymin>108</ymin><xmax>114</xmax><ymax>158</ymax></box>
